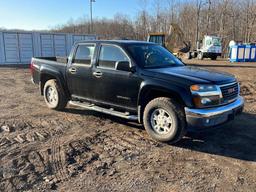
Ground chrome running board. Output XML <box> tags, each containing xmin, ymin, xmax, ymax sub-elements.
<box><xmin>69</xmin><ymin>101</ymin><xmax>138</xmax><ymax>121</ymax></box>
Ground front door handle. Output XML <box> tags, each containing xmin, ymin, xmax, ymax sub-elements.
<box><xmin>93</xmin><ymin>71</ymin><xmax>103</xmax><ymax>78</ymax></box>
<box><xmin>69</xmin><ymin>67</ymin><xmax>77</xmax><ymax>74</ymax></box>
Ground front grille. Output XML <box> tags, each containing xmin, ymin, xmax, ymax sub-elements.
<box><xmin>220</xmin><ymin>82</ymin><xmax>239</xmax><ymax>102</ymax></box>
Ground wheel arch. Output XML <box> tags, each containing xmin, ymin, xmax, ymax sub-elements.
<box><xmin>137</xmin><ymin>84</ymin><xmax>190</xmax><ymax>123</ymax></box>
<box><xmin>40</xmin><ymin>67</ymin><xmax>69</xmax><ymax>98</ymax></box>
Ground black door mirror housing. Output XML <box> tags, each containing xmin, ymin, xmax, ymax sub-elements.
<box><xmin>115</xmin><ymin>61</ymin><xmax>132</xmax><ymax>72</ymax></box>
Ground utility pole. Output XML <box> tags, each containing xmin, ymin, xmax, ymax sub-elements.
<box><xmin>196</xmin><ymin>0</ymin><xmax>202</xmax><ymax>46</ymax></box>
<box><xmin>195</xmin><ymin>0</ymin><xmax>207</xmax><ymax>48</ymax></box>
<box><xmin>90</xmin><ymin>0</ymin><xmax>95</xmax><ymax>34</ymax></box>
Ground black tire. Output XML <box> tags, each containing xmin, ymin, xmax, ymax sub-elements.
<box><xmin>43</xmin><ymin>79</ymin><xmax>67</xmax><ymax>110</ymax></box>
<box><xmin>143</xmin><ymin>97</ymin><xmax>186</xmax><ymax>143</ymax></box>
<box><xmin>186</xmin><ymin>52</ymin><xmax>192</xmax><ymax>60</ymax></box>
<box><xmin>211</xmin><ymin>55</ymin><xmax>217</xmax><ymax>60</ymax></box>
<box><xmin>198</xmin><ymin>52</ymin><xmax>204</xmax><ymax>60</ymax></box>
<box><xmin>191</xmin><ymin>52</ymin><xmax>197</xmax><ymax>58</ymax></box>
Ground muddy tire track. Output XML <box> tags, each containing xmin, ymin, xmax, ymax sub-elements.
<box><xmin>1</xmin><ymin>67</ymin><xmax>256</xmax><ymax>192</ymax></box>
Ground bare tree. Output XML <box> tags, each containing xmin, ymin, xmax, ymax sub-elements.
<box><xmin>195</xmin><ymin>0</ymin><xmax>208</xmax><ymax>43</ymax></box>
<box><xmin>53</xmin><ymin>0</ymin><xmax>256</xmax><ymax>54</ymax></box>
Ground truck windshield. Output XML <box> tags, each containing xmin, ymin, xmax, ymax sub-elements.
<box><xmin>127</xmin><ymin>44</ymin><xmax>184</xmax><ymax>68</ymax></box>
<box><xmin>213</xmin><ymin>38</ymin><xmax>221</xmax><ymax>46</ymax></box>
<box><xmin>148</xmin><ymin>35</ymin><xmax>165</xmax><ymax>46</ymax></box>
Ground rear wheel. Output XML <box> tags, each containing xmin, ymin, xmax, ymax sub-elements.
<box><xmin>43</xmin><ymin>79</ymin><xmax>67</xmax><ymax>110</ymax></box>
<box><xmin>191</xmin><ymin>51</ymin><xmax>197</xmax><ymax>58</ymax></box>
<box><xmin>211</xmin><ymin>55</ymin><xmax>217</xmax><ymax>60</ymax></box>
<box><xmin>143</xmin><ymin>97</ymin><xmax>186</xmax><ymax>143</ymax></box>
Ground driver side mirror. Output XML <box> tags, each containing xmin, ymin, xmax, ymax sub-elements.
<box><xmin>115</xmin><ymin>61</ymin><xmax>135</xmax><ymax>72</ymax></box>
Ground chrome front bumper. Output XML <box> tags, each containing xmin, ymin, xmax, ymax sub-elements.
<box><xmin>185</xmin><ymin>96</ymin><xmax>244</xmax><ymax>130</ymax></box>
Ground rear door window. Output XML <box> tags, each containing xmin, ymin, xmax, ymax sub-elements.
<box><xmin>73</xmin><ymin>44</ymin><xmax>95</xmax><ymax>65</ymax></box>
<box><xmin>98</xmin><ymin>45</ymin><xmax>129</xmax><ymax>69</ymax></box>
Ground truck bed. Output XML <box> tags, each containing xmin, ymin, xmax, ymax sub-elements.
<box><xmin>31</xmin><ymin>56</ymin><xmax>68</xmax><ymax>85</ymax></box>
<box><xmin>33</xmin><ymin>56</ymin><xmax>68</xmax><ymax>64</ymax></box>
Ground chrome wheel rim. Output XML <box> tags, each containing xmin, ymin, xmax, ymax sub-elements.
<box><xmin>150</xmin><ymin>108</ymin><xmax>174</xmax><ymax>135</ymax></box>
<box><xmin>46</xmin><ymin>86</ymin><xmax>58</xmax><ymax>106</ymax></box>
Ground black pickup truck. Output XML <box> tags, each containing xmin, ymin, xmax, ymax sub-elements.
<box><xmin>31</xmin><ymin>40</ymin><xmax>244</xmax><ymax>143</ymax></box>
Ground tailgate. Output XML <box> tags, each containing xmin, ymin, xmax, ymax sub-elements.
<box><xmin>30</xmin><ymin>58</ymin><xmax>41</xmax><ymax>84</ymax></box>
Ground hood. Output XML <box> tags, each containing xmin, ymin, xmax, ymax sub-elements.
<box><xmin>146</xmin><ymin>66</ymin><xmax>236</xmax><ymax>85</ymax></box>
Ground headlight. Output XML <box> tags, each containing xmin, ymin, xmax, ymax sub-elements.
<box><xmin>190</xmin><ymin>84</ymin><xmax>218</xmax><ymax>92</ymax></box>
<box><xmin>190</xmin><ymin>84</ymin><xmax>222</xmax><ymax>108</ymax></box>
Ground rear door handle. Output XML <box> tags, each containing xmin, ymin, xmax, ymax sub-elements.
<box><xmin>93</xmin><ymin>71</ymin><xmax>103</xmax><ymax>78</ymax></box>
<box><xmin>69</xmin><ymin>67</ymin><xmax>77</xmax><ymax>74</ymax></box>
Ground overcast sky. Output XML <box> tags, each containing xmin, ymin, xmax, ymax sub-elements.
<box><xmin>0</xmin><ymin>0</ymin><xmax>150</xmax><ymax>30</ymax></box>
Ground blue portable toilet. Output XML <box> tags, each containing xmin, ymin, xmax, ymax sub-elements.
<box><xmin>244</xmin><ymin>45</ymin><xmax>251</xmax><ymax>62</ymax></box>
<box><xmin>238</xmin><ymin>45</ymin><xmax>246</xmax><ymax>62</ymax></box>
<box><xmin>230</xmin><ymin>45</ymin><xmax>238</xmax><ymax>62</ymax></box>
<box><xmin>230</xmin><ymin>45</ymin><xmax>246</xmax><ymax>62</ymax></box>
<box><xmin>251</xmin><ymin>45</ymin><xmax>256</xmax><ymax>62</ymax></box>
<box><xmin>230</xmin><ymin>45</ymin><xmax>256</xmax><ymax>62</ymax></box>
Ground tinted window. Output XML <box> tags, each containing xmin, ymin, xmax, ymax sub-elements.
<box><xmin>127</xmin><ymin>44</ymin><xmax>184</xmax><ymax>68</ymax></box>
<box><xmin>98</xmin><ymin>45</ymin><xmax>129</xmax><ymax>69</ymax></box>
<box><xmin>149</xmin><ymin>35</ymin><xmax>164</xmax><ymax>46</ymax></box>
<box><xmin>74</xmin><ymin>45</ymin><xmax>95</xmax><ymax>65</ymax></box>
<box><xmin>213</xmin><ymin>38</ymin><xmax>221</xmax><ymax>46</ymax></box>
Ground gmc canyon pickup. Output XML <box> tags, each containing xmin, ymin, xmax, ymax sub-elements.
<box><xmin>31</xmin><ymin>40</ymin><xmax>244</xmax><ymax>143</ymax></box>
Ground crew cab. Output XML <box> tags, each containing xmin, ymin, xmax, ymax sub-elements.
<box><xmin>31</xmin><ymin>40</ymin><xmax>244</xmax><ymax>143</ymax></box>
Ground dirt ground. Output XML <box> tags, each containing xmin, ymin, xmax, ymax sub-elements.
<box><xmin>0</xmin><ymin>59</ymin><xmax>256</xmax><ymax>192</ymax></box>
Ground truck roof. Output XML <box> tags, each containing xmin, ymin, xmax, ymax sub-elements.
<box><xmin>74</xmin><ymin>40</ymin><xmax>156</xmax><ymax>45</ymax></box>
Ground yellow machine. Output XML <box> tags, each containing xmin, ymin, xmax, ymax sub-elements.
<box><xmin>147</xmin><ymin>32</ymin><xmax>166</xmax><ymax>46</ymax></box>
<box><xmin>147</xmin><ymin>23</ymin><xmax>191</xmax><ymax>57</ymax></box>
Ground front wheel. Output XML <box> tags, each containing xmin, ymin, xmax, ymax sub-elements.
<box><xmin>198</xmin><ymin>52</ymin><xmax>204</xmax><ymax>60</ymax></box>
<box><xmin>186</xmin><ymin>52</ymin><xmax>192</xmax><ymax>60</ymax></box>
<box><xmin>43</xmin><ymin>79</ymin><xmax>67</xmax><ymax>110</ymax></box>
<box><xmin>143</xmin><ymin>97</ymin><xmax>186</xmax><ymax>143</ymax></box>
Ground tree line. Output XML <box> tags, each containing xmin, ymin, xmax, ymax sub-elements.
<box><xmin>53</xmin><ymin>0</ymin><xmax>256</xmax><ymax>54</ymax></box>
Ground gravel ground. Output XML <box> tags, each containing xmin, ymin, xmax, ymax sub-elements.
<box><xmin>0</xmin><ymin>59</ymin><xmax>256</xmax><ymax>192</ymax></box>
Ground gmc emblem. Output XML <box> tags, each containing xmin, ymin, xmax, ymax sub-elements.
<box><xmin>228</xmin><ymin>88</ymin><xmax>236</xmax><ymax>94</ymax></box>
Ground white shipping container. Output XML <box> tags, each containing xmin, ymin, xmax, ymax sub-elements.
<box><xmin>73</xmin><ymin>35</ymin><xmax>84</xmax><ymax>44</ymax></box>
<box><xmin>41</xmin><ymin>34</ymin><xmax>54</xmax><ymax>57</ymax></box>
<box><xmin>54</xmin><ymin>35</ymin><xmax>67</xmax><ymax>56</ymax></box>
<box><xmin>0</xmin><ymin>32</ymin><xmax>3</xmax><ymax>63</ymax></box>
<box><xmin>19</xmin><ymin>33</ymin><xmax>34</xmax><ymax>63</ymax></box>
<box><xmin>4</xmin><ymin>33</ymin><xmax>19</xmax><ymax>63</ymax></box>
<box><xmin>0</xmin><ymin>30</ymin><xmax>97</xmax><ymax>65</ymax></box>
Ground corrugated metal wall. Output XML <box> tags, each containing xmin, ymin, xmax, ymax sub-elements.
<box><xmin>0</xmin><ymin>31</ymin><xmax>96</xmax><ymax>65</ymax></box>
